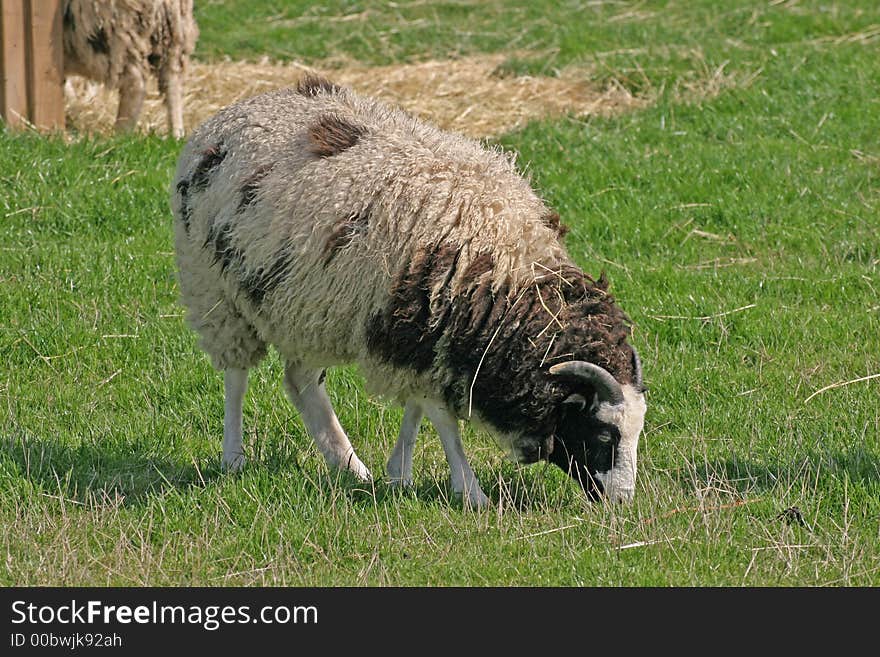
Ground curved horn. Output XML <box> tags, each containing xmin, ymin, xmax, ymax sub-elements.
<box><xmin>631</xmin><ymin>347</ymin><xmax>643</xmax><ymax>390</ymax></box>
<box><xmin>549</xmin><ymin>361</ymin><xmax>624</xmax><ymax>405</ymax></box>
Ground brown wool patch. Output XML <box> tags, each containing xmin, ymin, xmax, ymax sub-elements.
<box><xmin>87</xmin><ymin>28</ymin><xmax>109</xmax><ymax>55</ymax></box>
<box><xmin>462</xmin><ymin>252</ymin><xmax>495</xmax><ymax>283</ymax></box>
<box><xmin>237</xmin><ymin>163</ymin><xmax>275</xmax><ymax>213</ymax></box>
<box><xmin>542</xmin><ymin>210</ymin><xmax>569</xmax><ymax>238</ymax></box>
<box><xmin>426</xmin><ymin>243</ymin><xmax>461</xmax><ymax>291</ymax></box>
<box><xmin>307</xmin><ymin>114</ymin><xmax>366</xmax><ymax>158</ymax></box>
<box><xmin>295</xmin><ymin>73</ymin><xmax>343</xmax><ymax>97</ymax></box>
<box><xmin>204</xmin><ymin>221</ymin><xmax>242</xmax><ymax>276</ymax></box>
<box><xmin>365</xmin><ymin>242</ymin><xmax>462</xmax><ymax>373</ymax></box>
<box><xmin>176</xmin><ymin>179</ymin><xmax>192</xmax><ymax>233</ymax></box>
<box><xmin>363</xmin><ymin>240</ymin><xmax>637</xmax><ymax>433</ymax></box>
<box><xmin>190</xmin><ymin>144</ymin><xmax>227</xmax><ymax>191</ymax></box>
<box><xmin>239</xmin><ymin>247</ymin><xmax>292</xmax><ymax>308</ymax></box>
<box><xmin>438</xmin><ymin>264</ymin><xmax>637</xmax><ymax>429</ymax></box>
<box><xmin>324</xmin><ymin>207</ymin><xmax>370</xmax><ymax>264</ymax></box>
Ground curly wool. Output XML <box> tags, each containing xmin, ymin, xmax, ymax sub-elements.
<box><xmin>171</xmin><ymin>77</ymin><xmax>638</xmax><ymax>429</ymax></box>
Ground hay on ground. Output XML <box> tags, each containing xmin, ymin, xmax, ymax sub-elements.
<box><xmin>64</xmin><ymin>54</ymin><xmax>646</xmax><ymax>139</ymax></box>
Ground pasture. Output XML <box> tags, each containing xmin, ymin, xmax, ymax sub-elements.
<box><xmin>1</xmin><ymin>0</ymin><xmax>878</xmax><ymax>585</ymax></box>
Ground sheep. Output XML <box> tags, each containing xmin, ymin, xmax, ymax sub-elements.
<box><xmin>171</xmin><ymin>74</ymin><xmax>647</xmax><ymax>507</ymax></box>
<box><xmin>62</xmin><ymin>0</ymin><xmax>198</xmax><ymax>138</ymax></box>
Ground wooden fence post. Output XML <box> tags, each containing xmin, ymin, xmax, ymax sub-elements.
<box><xmin>1</xmin><ymin>0</ymin><xmax>64</xmax><ymax>131</ymax></box>
<box><xmin>25</xmin><ymin>0</ymin><xmax>64</xmax><ymax>130</ymax></box>
<box><xmin>0</xmin><ymin>0</ymin><xmax>28</xmax><ymax>128</ymax></box>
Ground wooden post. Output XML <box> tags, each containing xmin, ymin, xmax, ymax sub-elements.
<box><xmin>24</xmin><ymin>0</ymin><xmax>64</xmax><ymax>130</ymax></box>
<box><xmin>0</xmin><ymin>0</ymin><xmax>64</xmax><ymax>131</ymax></box>
<box><xmin>0</xmin><ymin>0</ymin><xmax>28</xmax><ymax>128</ymax></box>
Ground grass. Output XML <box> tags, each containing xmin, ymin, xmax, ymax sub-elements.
<box><xmin>1</xmin><ymin>0</ymin><xmax>879</xmax><ymax>585</ymax></box>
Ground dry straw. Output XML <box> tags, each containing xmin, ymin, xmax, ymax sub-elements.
<box><xmin>63</xmin><ymin>54</ymin><xmax>646</xmax><ymax>139</ymax></box>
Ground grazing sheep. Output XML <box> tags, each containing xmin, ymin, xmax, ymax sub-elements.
<box><xmin>171</xmin><ymin>75</ymin><xmax>647</xmax><ymax>507</ymax></box>
<box><xmin>62</xmin><ymin>0</ymin><xmax>198</xmax><ymax>138</ymax></box>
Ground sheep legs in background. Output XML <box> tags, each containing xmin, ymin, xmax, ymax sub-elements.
<box><xmin>282</xmin><ymin>363</ymin><xmax>372</xmax><ymax>482</ymax></box>
<box><xmin>222</xmin><ymin>367</ymin><xmax>248</xmax><ymax>471</ymax></box>
<box><xmin>386</xmin><ymin>400</ymin><xmax>423</xmax><ymax>487</ymax></box>
<box><xmin>115</xmin><ymin>63</ymin><xmax>146</xmax><ymax>133</ymax></box>
<box><xmin>425</xmin><ymin>403</ymin><xmax>489</xmax><ymax>508</ymax></box>
<box><xmin>160</xmin><ymin>67</ymin><xmax>186</xmax><ymax>139</ymax></box>
<box><xmin>386</xmin><ymin>400</ymin><xmax>489</xmax><ymax>508</ymax></box>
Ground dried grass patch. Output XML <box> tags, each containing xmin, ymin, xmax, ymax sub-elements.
<box><xmin>64</xmin><ymin>54</ymin><xmax>647</xmax><ymax>139</ymax></box>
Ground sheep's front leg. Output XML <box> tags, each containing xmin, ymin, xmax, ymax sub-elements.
<box><xmin>283</xmin><ymin>363</ymin><xmax>371</xmax><ymax>482</ymax></box>
<box><xmin>423</xmin><ymin>402</ymin><xmax>489</xmax><ymax>508</ymax></box>
<box><xmin>115</xmin><ymin>63</ymin><xmax>146</xmax><ymax>133</ymax></box>
<box><xmin>222</xmin><ymin>367</ymin><xmax>249</xmax><ymax>471</ymax></box>
<box><xmin>386</xmin><ymin>400</ymin><xmax>423</xmax><ymax>486</ymax></box>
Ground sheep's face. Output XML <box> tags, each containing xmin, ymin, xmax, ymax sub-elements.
<box><xmin>547</xmin><ymin>384</ymin><xmax>646</xmax><ymax>503</ymax></box>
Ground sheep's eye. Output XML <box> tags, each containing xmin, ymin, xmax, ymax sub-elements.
<box><xmin>597</xmin><ymin>432</ymin><xmax>613</xmax><ymax>444</ymax></box>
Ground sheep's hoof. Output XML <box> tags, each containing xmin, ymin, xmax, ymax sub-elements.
<box><xmin>387</xmin><ymin>475</ymin><xmax>414</xmax><ymax>489</ymax></box>
<box><xmin>345</xmin><ymin>455</ymin><xmax>373</xmax><ymax>483</ymax></box>
<box><xmin>460</xmin><ymin>487</ymin><xmax>491</xmax><ymax>509</ymax></box>
<box><xmin>222</xmin><ymin>452</ymin><xmax>246</xmax><ymax>472</ymax></box>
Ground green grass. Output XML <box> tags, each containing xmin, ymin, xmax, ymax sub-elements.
<box><xmin>193</xmin><ymin>1</ymin><xmax>879</xmax><ymax>88</ymax></box>
<box><xmin>2</xmin><ymin>0</ymin><xmax>879</xmax><ymax>585</ymax></box>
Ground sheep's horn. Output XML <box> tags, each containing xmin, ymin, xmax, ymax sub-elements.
<box><xmin>549</xmin><ymin>361</ymin><xmax>624</xmax><ymax>405</ymax></box>
<box><xmin>631</xmin><ymin>347</ymin><xmax>643</xmax><ymax>390</ymax></box>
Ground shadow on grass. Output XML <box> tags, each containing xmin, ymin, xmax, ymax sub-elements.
<box><xmin>671</xmin><ymin>447</ymin><xmax>880</xmax><ymax>497</ymax></box>
<box><xmin>308</xmin><ymin>468</ymin><xmax>459</xmax><ymax>508</ymax></box>
<box><xmin>3</xmin><ymin>431</ymin><xmax>680</xmax><ymax>513</ymax></box>
<box><xmin>0</xmin><ymin>433</ymin><xmax>225</xmax><ymax>507</ymax></box>
<box><xmin>324</xmin><ymin>461</ymin><xmax>588</xmax><ymax>512</ymax></box>
<box><xmin>1</xmin><ymin>430</ymin><xmax>489</xmax><ymax>511</ymax></box>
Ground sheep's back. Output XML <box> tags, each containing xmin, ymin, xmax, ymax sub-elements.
<box><xmin>172</xmin><ymin>83</ymin><xmax>569</xmax><ymax>393</ymax></box>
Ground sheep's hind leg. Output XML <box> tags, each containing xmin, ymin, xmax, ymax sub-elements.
<box><xmin>115</xmin><ymin>63</ymin><xmax>145</xmax><ymax>133</ymax></box>
<box><xmin>423</xmin><ymin>402</ymin><xmax>489</xmax><ymax>508</ymax></box>
<box><xmin>222</xmin><ymin>368</ymin><xmax>249</xmax><ymax>471</ymax></box>
<box><xmin>386</xmin><ymin>400</ymin><xmax>423</xmax><ymax>487</ymax></box>
<box><xmin>283</xmin><ymin>363</ymin><xmax>371</xmax><ymax>482</ymax></box>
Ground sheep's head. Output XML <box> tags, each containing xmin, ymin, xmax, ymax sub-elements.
<box><xmin>545</xmin><ymin>349</ymin><xmax>646</xmax><ymax>503</ymax></box>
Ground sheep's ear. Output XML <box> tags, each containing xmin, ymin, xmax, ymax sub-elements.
<box><xmin>562</xmin><ymin>393</ymin><xmax>588</xmax><ymax>411</ymax></box>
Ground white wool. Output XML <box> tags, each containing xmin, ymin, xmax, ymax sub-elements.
<box><xmin>172</xmin><ymin>85</ymin><xmax>567</xmax><ymax>402</ymax></box>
